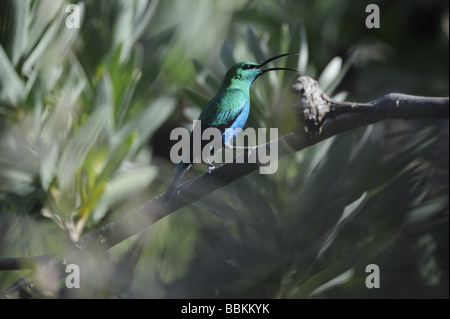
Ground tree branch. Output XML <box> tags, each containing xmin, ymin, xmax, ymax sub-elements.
<box><xmin>2</xmin><ymin>76</ymin><xmax>448</xmax><ymax>298</ymax></box>
<box><xmin>292</xmin><ymin>76</ymin><xmax>449</xmax><ymax>133</ymax></box>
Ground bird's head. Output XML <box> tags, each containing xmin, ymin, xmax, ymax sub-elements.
<box><xmin>224</xmin><ymin>53</ymin><xmax>299</xmax><ymax>88</ymax></box>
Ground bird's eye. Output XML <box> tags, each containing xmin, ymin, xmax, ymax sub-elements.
<box><xmin>242</xmin><ymin>64</ymin><xmax>254</xmax><ymax>70</ymax></box>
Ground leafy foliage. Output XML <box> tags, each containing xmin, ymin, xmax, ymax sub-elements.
<box><xmin>0</xmin><ymin>0</ymin><xmax>176</xmax><ymax>243</ymax></box>
<box><xmin>0</xmin><ymin>0</ymin><xmax>448</xmax><ymax>298</ymax></box>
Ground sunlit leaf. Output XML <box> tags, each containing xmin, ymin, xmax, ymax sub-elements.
<box><xmin>317</xmin><ymin>56</ymin><xmax>342</xmax><ymax>92</ymax></box>
<box><xmin>279</xmin><ymin>23</ymin><xmax>290</xmax><ymax>57</ymax></box>
<box><xmin>25</xmin><ymin>0</ymin><xmax>63</xmax><ymax>54</ymax></box>
<box><xmin>112</xmin><ymin>96</ymin><xmax>175</xmax><ymax>151</ymax></box>
<box><xmin>22</xmin><ymin>8</ymin><xmax>60</xmax><ymax>76</ymax></box>
<box><xmin>298</xmin><ymin>22</ymin><xmax>308</xmax><ymax>73</ymax></box>
<box><xmin>309</xmin><ymin>268</ymin><xmax>354</xmax><ymax>297</ymax></box>
<box><xmin>182</xmin><ymin>106</ymin><xmax>201</xmax><ymax>122</ymax></box>
<box><xmin>326</xmin><ymin>52</ymin><xmax>357</xmax><ymax>95</ymax></box>
<box><xmin>331</xmin><ymin>91</ymin><xmax>348</xmax><ymax>102</ymax></box>
<box><xmin>9</xmin><ymin>0</ymin><xmax>29</xmax><ymax>66</ymax></box>
<box><xmin>247</xmin><ymin>27</ymin><xmax>265</xmax><ymax>61</ymax></box>
<box><xmin>40</xmin><ymin>144</ymin><xmax>58</xmax><ymax>191</ymax></box>
<box><xmin>97</xmin><ymin>133</ymin><xmax>134</xmax><ymax>186</ymax></box>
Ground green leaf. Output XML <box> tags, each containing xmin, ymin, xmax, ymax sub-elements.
<box><xmin>318</xmin><ymin>56</ymin><xmax>342</xmax><ymax>93</ymax></box>
<box><xmin>220</xmin><ymin>40</ymin><xmax>235</xmax><ymax>68</ymax></box>
<box><xmin>112</xmin><ymin>96</ymin><xmax>175</xmax><ymax>151</ymax></box>
<box><xmin>24</xmin><ymin>0</ymin><xmax>63</xmax><ymax>55</ymax></box>
<box><xmin>306</xmin><ymin>136</ymin><xmax>335</xmax><ymax>174</ymax></box>
<box><xmin>115</xmin><ymin>45</ymin><xmax>144</xmax><ymax>126</ymax></box>
<box><xmin>10</xmin><ymin>0</ymin><xmax>29</xmax><ymax>66</ymax></box>
<box><xmin>0</xmin><ymin>45</ymin><xmax>25</xmax><ymax>105</ymax></box>
<box><xmin>286</xmin><ymin>258</ymin><xmax>355</xmax><ymax>298</ymax></box>
<box><xmin>279</xmin><ymin>23</ymin><xmax>290</xmax><ymax>57</ymax></box>
<box><xmin>316</xmin><ymin>192</ymin><xmax>368</xmax><ymax>259</ymax></box>
<box><xmin>182</xmin><ymin>88</ymin><xmax>210</xmax><ymax>108</ymax></box>
<box><xmin>182</xmin><ymin>106</ymin><xmax>201</xmax><ymax>122</ymax></box>
<box><xmin>247</xmin><ymin>27</ymin><xmax>265</xmax><ymax>61</ymax></box>
<box><xmin>22</xmin><ymin>7</ymin><xmax>60</xmax><ymax>76</ymax></box>
<box><xmin>298</xmin><ymin>21</ymin><xmax>309</xmax><ymax>73</ymax></box>
<box><xmin>309</xmin><ymin>268</ymin><xmax>354</xmax><ymax>297</ymax></box>
<box><xmin>92</xmin><ymin>166</ymin><xmax>158</xmax><ymax>222</ymax></box>
<box><xmin>114</xmin><ymin>0</ymin><xmax>159</xmax><ymax>61</ymax></box>
<box><xmin>326</xmin><ymin>52</ymin><xmax>357</xmax><ymax>95</ymax></box>
<box><xmin>406</xmin><ymin>197</ymin><xmax>448</xmax><ymax>225</ymax></box>
<box><xmin>96</xmin><ymin>133</ymin><xmax>134</xmax><ymax>186</ymax></box>
<box><xmin>40</xmin><ymin>144</ymin><xmax>59</xmax><ymax>191</ymax></box>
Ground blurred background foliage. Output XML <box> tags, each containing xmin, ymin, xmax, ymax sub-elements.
<box><xmin>0</xmin><ymin>0</ymin><xmax>448</xmax><ymax>298</ymax></box>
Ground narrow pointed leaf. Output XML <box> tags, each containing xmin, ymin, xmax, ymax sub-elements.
<box><xmin>316</xmin><ymin>192</ymin><xmax>368</xmax><ymax>259</ymax></box>
<box><xmin>318</xmin><ymin>56</ymin><xmax>342</xmax><ymax>92</ymax></box>
<box><xmin>0</xmin><ymin>45</ymin><xmax>25</xmax><ymax>105</ymax></box>
<box><xmin>220</xmin><ymin>40</ymin><xmax>235</xmax><ymax>68</ymax></box>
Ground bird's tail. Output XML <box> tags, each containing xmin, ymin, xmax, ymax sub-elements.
<box><xmin>165</xmin><ymin>161</ymin><xmax>192</xmax><ymax>199</ymax></box>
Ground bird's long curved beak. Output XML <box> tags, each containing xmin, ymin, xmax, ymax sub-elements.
<box><xmin>257</xmin><ymin>53</ymin><xmax>300</xmax><ymax>73</ymax></box>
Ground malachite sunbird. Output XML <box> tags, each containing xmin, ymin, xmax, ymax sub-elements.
<box><xmin>166</xmin><ymin>53</ymin><xmax>299</xmax><ymax>197</ymax></box>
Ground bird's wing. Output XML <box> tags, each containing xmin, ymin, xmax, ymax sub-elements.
<box><xmin>198</xmin><ymin>89</ymin><xmax>246</xmax><ymax>130</ymax></box>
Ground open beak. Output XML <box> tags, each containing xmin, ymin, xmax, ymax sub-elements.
<box><xmin>257</xmin><ymin>53</ymin><xmax>300</xmax><ymax>73</ymax></box>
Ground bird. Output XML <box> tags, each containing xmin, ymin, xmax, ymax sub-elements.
<box><xmin>166</xmin><ymin>53</ymin><xmax>299</xmax><ymax>198</ymax></box>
